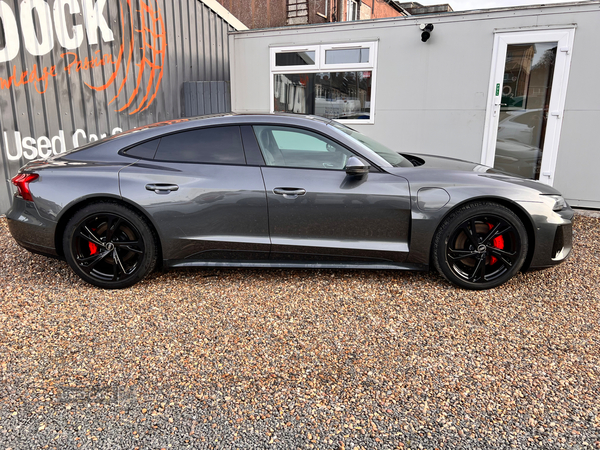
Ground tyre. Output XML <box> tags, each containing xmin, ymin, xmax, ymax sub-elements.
<box><xmin>63</xmin><ymin>202</ymin><xmax>157</xmax><ymax>289</ymax></box>
<box><xmin>432</xmin><ymin>202</ymin><xmax>528</xmax><ymax>290</ymax></box>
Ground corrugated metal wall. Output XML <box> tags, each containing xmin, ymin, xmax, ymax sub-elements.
<box><xmin>0</xmin><ymin>0</ymin><xmax>235</xmax><ymax>214</ymax></box>
<box><xmin>183</xmin><ymin>81</ymin><xmax>231</xmax><ymax>116</ymax></box>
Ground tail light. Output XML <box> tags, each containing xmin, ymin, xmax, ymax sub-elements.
<box><xmin>11</xmin><ymin>173</ymin><xmax>39</xmax><ymax>201</ymax></box>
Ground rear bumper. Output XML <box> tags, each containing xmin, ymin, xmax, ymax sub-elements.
<box><xmin>6</xmin><ymin>198</ymin><xmax>59</xmax><ymax>258</ymax></box>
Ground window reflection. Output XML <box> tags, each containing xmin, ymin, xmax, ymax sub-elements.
<box><xmin>325</xmin><ymin>48</ymin><xmax>369</xmax><ymax>64</ymax></box>
<box><xmin>275</xmin><ymin>51</ymin><xmax>316</xmax><ymax>66</ymax></box>
<box><xmin>494</xmin><ymin>42</ymin><xmax>557</xmax><ymax>179</ymax></box>
<box><xmin>273</xmin><ymin>71</ymin><xmax>372</xmax><ymax>120</ymax></box>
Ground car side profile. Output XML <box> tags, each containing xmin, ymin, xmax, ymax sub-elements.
<box><xmin>7</xmin><ymin>114</ymin><xmax>573</xmax><ymax>289</ymax></box>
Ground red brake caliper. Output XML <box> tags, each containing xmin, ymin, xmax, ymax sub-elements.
<box><xmin>487</xmin><ymin>223</ymin><xmax>504</xmax><ymax>265</ymax></box>
<box><xmin>88</xmin><ymin>228</ymin><xmax>98</xmax><ymax>255</ymax></box>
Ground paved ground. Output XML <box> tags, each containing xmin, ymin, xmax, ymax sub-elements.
<box><xmin>0</xmin><ymin>215</ymin><xmax>599</xmax><ymax>449</ymax></box>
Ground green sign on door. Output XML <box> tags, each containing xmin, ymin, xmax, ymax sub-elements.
<box><xmin>495</xmin><ymin>83</ymin><xmax>500</xmax><ymax>96</ymax></box>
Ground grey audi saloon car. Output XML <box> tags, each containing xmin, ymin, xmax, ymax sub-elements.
<box><xmin>7</xmin><ymin>114</ymin><xmax>573</xmax><ymax>289</ymax></box>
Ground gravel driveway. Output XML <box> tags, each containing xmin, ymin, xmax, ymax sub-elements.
<box><xmin>0</xmin><ymin>215</ymin><xmax>599</xmax><ymax>449</ymax></box>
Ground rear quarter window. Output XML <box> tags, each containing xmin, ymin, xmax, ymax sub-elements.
<box><xmin>123</xmin><ymin>139</ymin><xmax>161</xmax><ymax>159</ymax></box>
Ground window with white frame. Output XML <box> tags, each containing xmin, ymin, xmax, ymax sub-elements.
<box><xmin>270</xmin><ymin>42</ymin><xmax>378</xmax><ymax>124</ymax></box>
<box><xmin>347</xmin><ymin>0</ymin><xmax>359</xmax><ymax>21</ymax></box>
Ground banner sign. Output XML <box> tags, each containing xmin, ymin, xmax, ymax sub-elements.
<box><xmin>0</xmin><ymin>0</ymin><xmax>165</xmax><ymax>161</ymax></box>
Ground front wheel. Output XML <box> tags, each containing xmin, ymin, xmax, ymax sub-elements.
<box><xmin>63</xmin><ymin>202</ymin><xmax>157</xmax><ymax>289</ymax></box>
<box><xmin>432</xmin><ymin>202</ymin><xmax>528</xmax><ymax>290</ymax></box>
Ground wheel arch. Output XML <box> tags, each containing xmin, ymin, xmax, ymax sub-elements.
<box><xmin>430</xmin><ymin>196</ymin><xmax>536</xmax><ymax>271</ymax></box>
<box><xmin>54</xmin><ymin>196</ymin><xmax>163</xmax><ymax>266</ymax></box>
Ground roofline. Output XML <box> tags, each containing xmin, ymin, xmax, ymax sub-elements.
<box><xmin>229</xmin><ymin>1</ymin><xmax>598</xmax><ymax>35</ymax></box>
<box><xmin>114</xmin><ymin>113</ymin><xmax>335</xmax><ymax>137</ymax></box>
<box><xmin>200</xmin><ymin>0</ymin><xmax>249</xmax><ymax>31</ymax></box>
<box><xmin>446</xmin><ymin>0</ymin><xmax>595</xmax><ymax>15</ymax></box>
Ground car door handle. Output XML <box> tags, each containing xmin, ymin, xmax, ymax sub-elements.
<box><xmin>145</xmin><ymin>183</ymin><xmax>179</xmax><ymax>194</ymax></box>
<box><xmin>273</xmin><ymin>187</ymin><xmax>306</xmax><ymax>198</ymax></box>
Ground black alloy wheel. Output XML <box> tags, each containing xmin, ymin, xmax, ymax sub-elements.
<box><xmin>63</xmin><ymin>203</ymin><xmax>157</xmax><ymax>289</ymax></box>
<box><xmin>432</xmin><ymin>202</ymin><xmax>528</xmax><ymax>290</ymax></box>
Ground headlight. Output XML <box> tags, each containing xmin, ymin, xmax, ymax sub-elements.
<box><xmin>544</xmin><ymin>194</ymin><xmax>566</xmax><ymax>211</ymax></box>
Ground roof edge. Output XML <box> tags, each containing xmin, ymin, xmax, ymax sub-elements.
<box><xmin>199</xmin><ymin>0</ymin><xmax>249</xmax><ymax>31</ymax></box>
<box><xmin>230</xmin><ymin>0</ymin><xmax>599</xmax><ymax>35</ymax></box>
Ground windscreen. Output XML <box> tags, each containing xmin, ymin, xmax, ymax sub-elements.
<box><xmin>329</xmin><ymin>122</ymin><xmax>413</xmax><ymax>168</ymax></box>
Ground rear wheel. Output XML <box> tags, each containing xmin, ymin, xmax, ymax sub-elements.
<box><xmin>432</xmin><ymin>202</ymin><xmax>528</xmax><ymax>290</ymax></box>
<box><xmin>63</xmin><ymin>203</ymin><xmax>157</xmax><ymax>289</ymax></box>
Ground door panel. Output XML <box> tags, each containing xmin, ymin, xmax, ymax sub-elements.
<box><xmin>494</xmin><ymin>42</ymin><xmax>556</xmax><ymax>180</ymax></box>
<box><xmin>120</xmin><ymin>163</ymin><xmax>270</xmax><ymax>261</ymax></box>
<box><xmin>482</xmin><ymin>29</ymin><xmax>574</xmax><ymax>186</ymax></box>
<box><xmin>262</xmin><ymin>167</ymin><xmax>411</xmax><ymax>262</ymax></box>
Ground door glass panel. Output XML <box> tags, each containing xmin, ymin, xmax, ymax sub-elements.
<box><xmin>253</xmin><ymin>125</ymin><xmax>353</xmax><ymax>169</ymax></box>
<box><xmin>154</xmin><ymin>126</ymin><xmax>245</xmax><ymax>165</ymax></box>
<box><xmin>493</xmin><ymin>42</ymin><xmax>557</xmax><ymax>179</ymax></box>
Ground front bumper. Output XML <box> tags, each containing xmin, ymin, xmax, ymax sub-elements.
<box><xmin>525</xmin><ymin>203</ymin><xmax>574</xmax><ymax>269</ymax></box>
<box><xmin>6</xmin><ymin>198</ymin><xmax>59</xmax><ymax>258</ymax></box>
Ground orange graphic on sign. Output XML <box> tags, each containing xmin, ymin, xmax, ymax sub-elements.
<box><xmin>87</xmin><ymin>0</ymin><xmax>166</xmax><ymax>114</ymax></box>
<box><xmin>0</xmin><ymin>64</ymin><xmax>57</xmax><ymax>93</ymax></box>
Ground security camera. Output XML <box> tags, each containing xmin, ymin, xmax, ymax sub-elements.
<box><xmin>420</xmin><ymin>23</ymin><xmax>434</xmax><ymax>42</ymax></box>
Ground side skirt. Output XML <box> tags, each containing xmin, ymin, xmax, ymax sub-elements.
<box><xmin>164</xmin><ymin>260</ymin><xmax>428</xmax><ymax>271</ymax></box>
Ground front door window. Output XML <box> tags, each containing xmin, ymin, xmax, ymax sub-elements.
<box><xmin>253</xmin><ymin>125</ymin><xmax>354</xmax><ymax>170</ymax></box>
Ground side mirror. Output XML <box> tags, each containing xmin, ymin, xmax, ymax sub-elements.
<box><xmin>345</xmin><ymin>156</ymin><xmax>370</xmax><ymax>176</ymax></box>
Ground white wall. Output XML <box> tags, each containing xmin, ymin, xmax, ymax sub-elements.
<box><xmin>230</xmin><ymin>2</ymin><xmax>600</xmax><ymax>208</ymax></box>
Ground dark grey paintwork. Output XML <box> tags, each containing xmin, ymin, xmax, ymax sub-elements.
<box><xmin>6</xmin><ymin>114</ymin><xmax>573</xmax><ymax>281</ymax></box>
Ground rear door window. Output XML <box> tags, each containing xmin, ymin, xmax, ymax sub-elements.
<box><xmin>154</xmin><ymin>126</ymin><xmax>246</xmax><ymax>164</ymax></box>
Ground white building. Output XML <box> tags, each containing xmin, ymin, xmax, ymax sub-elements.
<box><xmin>230</xmin><ymin>1</ymin><xmax>600</xmax><ymax>209</ymax></box>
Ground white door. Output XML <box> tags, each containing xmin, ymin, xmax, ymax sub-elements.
<box><xmin>481</xmin><ymin>29</ymin><xmax>575</xmax><ymax>185</ymax></box>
